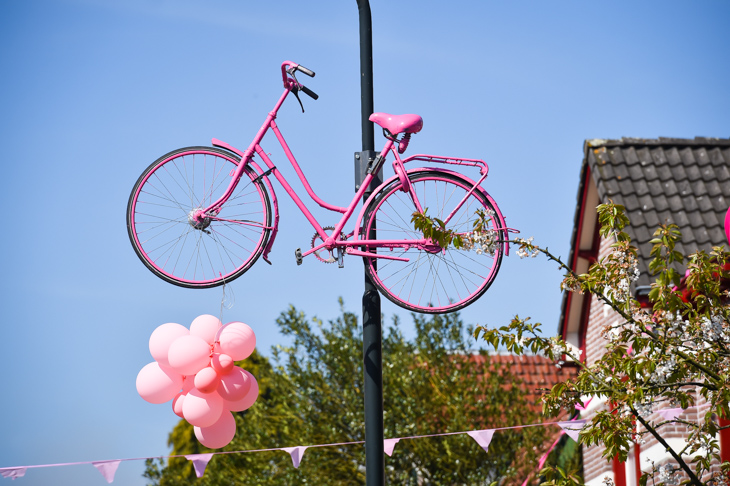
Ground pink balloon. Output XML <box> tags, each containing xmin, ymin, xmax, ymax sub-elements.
<box><xmin>194</xmin><ymin>411</ymin><xmax>236</xmax><ymax>449</ymax></box>
<box><xmin>190</xmin><ymin>314</ymin><xmax>222</xmax><ymax>345</ymax></box>
<box><xmin>168</xmin><ymin>335</ymin><xmax>211</xmax><ymax>376</ymax></box>
<box><xmin>217</xmin><ymin>366</ymin><xmax>251</xmax><ymax>402</ymax></box>
<box><xmin>183</xmin><ymin>388</ymin><xmax>224</xmax><ymax>427</ymax></box>
<box><xmin>182</xmin><ymin>375</ymin><xmax>196</xmax><ymax>393</ymax></box>
<box><xmin>149</xmin><ymin>323</ymin><xmax>189</xmax><ymax>368</ymax></box>
<box><xmin>225</xmin><ymin>371</ymin><xmax>259</xmax><ymax>412</ymax></box>
<box><xmin>194</xmin><ymin>367</ymin><xmax>220</xmax><ymax>394</ymax></box>
<box><xmin>136</xmin><ymin>362</ymin><xmax>183</xmax><ymax>404</ymax></box>
<box><xmin>172</xmin><ymin>392</ymin><xmax>186</xmax><ymax>418</ymax></box>
<box><xmin>218</xmin><ymin>322</ymin><xmax>256</xmax><ymax>361</ymax></box>
<box><xmin>211</xmin><ymin>354</ymin><xmax>234</xmax><ymax>375</ymax></box>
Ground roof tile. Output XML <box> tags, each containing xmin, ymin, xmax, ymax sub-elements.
<box><xmin>702</xmin><ymin>165</ymin><xmax>717</xmax><ymax>182</ymax></box>
<box><xmin>617</xmin><ymin>178</ymin><xmax>636</xmax><ymax>197</ymax></box>
<box><xmin>706</xmin><ymin>180</ymin><xmax>722</xmax><ymax>198</ymax></box>
<box><xmin>644</xmin><ymin>209</ymin><xmax>660</xmax><ymax>227</ymax></box>
<box><xmin>695</xmin><ymin>148</ymin><xmax>711</xmax><ymax>166</ymax></box>
<box><xmin>624</xmin><ymin>147</ymin><xmax>640</xmax><ymax>165</ymax></box>
<box><xmin>642</xmin><ymin>164</ymin><xmax>658</xmax><ymax>181</ymax></box>
<box><xmin>673</xmin><ymin>210</ymin><xmax>690</xmax><ymax>227</ymax></box>
<box><xmin>653</xmin><ymin>195</ymin><xmax>669</xmax><ymax>212</ymax></box>
<box><xmin>708</xmin><ymin>227</ymin><xmax>727</xmax><ymax>247</ymax></box>
<box><xmin>691</xmin><ymin>180</ymin><xmax>709</xmax><ymax>196</ymax></box>
<box><xmin>662</xmin><ymin>179</ymin><xmax>679</xmax><ymax>197</ymax></box>
<box><xmin>650</xmin><ymin>147</ymin><xmax>668</xmax><ymax>165</ymax></box>
<box><xmin>665</xmin><ymin>147</ymin><xmax>682</xmax><ymax>166</ymax></box>
<box><xmin>697</xmin><ymin>195</ymin><xmax>714</xmax><ymax>212</ymax></box>
<box><xmin>647</xmin><ymin>179</ymin><xmax>663</xmax><ymax>197</ymax></box>
<box><xmin>677</xmin><ymin>179</ymin><xmax>692</xmax><ymax>196</ymax></box>
<box><xmin>656</xmin><ymin>163</ymin><xmax>674</xmax><ymax>181</ymax></box>
<box><xmin>634</xmin><ymin>179</ymin><xmax>650</xmax><ymax>196</ymax></box>
<box><xmin>701</xmin><ymin>210</ymin><xmax>720</xmax><ymax>229</ymax></box>
<box><xmin>709</xmin><ymin>147</ymin><xmax>727</xmax><ymax>166</ymax></box>
<box><xmin>686</xmin><ymin>164</ymin><xmax>702</xmax><ymax>181</ymax></box>
<box><xmin>715</xmin><ymin>165</ymin><xmax>730</xmax><ymax>182</ymax></box>
<box><xmin>680</xmin><ymin>147</ymin><xmax>697</xmax><ymax>165</ymax></box>
<box><xmin>631</xmin><ymin>208</ymin><xmax>646</xmax><ymax>226</ymax></box>
<box><xmin>657</xmin><ymin>210</ymin><xmax>674</xmax><ymax>225</ymax></box>
<box><xmin>623</xmin><ymin>194</ymin><xmax>640</xmax><ymax>212</ymax></box>
<box><xmin>695</xmin><ymin>228</ymin><xmax>711</xmax><ymax>245</ymax></box>
<box><xmin>638</xmin><ymin>194</ymin><xmax>655</xmax><ymax>212</ymax></box>
<box><xmin>712</xmin><ymin>195</ymin><xmax>728</xmax><ymax>212</ymax></box>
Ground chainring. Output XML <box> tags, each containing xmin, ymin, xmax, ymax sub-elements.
<box><xmin>311</xmin><ymin>226</ymin><xmax>345</xmax><ymax>264</ymax></box>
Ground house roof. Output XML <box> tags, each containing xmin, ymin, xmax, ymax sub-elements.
<box><xmin>559</xmin><ymin>137</ymin><xmax>730</xmax><ymax>345</ymax></box>
<box><xmin>472</xmin><ymin>354</ymin><xmax>579</xmax><ymax>408</ymax></box>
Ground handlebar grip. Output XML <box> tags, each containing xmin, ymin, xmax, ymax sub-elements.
<box><xmin>296</xmin><ymin>65</ymin><xmax>315</xmax><ymax>77</ymax></box>
<box><xmin>301</xmin><ymin>85</ymin><xmax>319</xmax><ymax>100</ymax></box>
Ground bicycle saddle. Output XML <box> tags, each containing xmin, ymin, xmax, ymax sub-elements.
<box><xmin>369</xmin><ymin>113</ymin><xmax>423</xmax><ymax>135</ymax></box>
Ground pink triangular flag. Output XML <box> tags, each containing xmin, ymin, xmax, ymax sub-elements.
<box><xmin>282</xmin><ymin>446</ymin><xmax>309</xmax><ymax>468</ymax></box>
<box><xmin>92</xmin><ymin>460</ymin><xmax>121</xmax><ymax>483</ymax></box>
<box><xmin>384</xmin><ymin>438</ymin><xmax>400</xmax><ymax>457</ymax></box>
<box><xmin>0</xmin><ymin>468</ymin><xmax>27</xmax><ymax>480</ymax></box>
<box><xmin>656</xmin><ymin>407</ymin><xmax>684</xmax><ymax>421</ymax></box>
<box><xmin>575</xmin><ymin>397</ymin><xmax>593</xmax><ymax>411</ymax></box>
<box><xmin>558</xmin><ymin>419</ymin><xmax>587</xmax><ymax>442</ymax></box>
<box><xmin>467</xmin><ymin>429</ymin><xmax>495</xmax><ymax>454</ymax></box>
<box><xmin>185</xmin><ymin>453</ymin><xmax>214</xmax><ymax>478</ymax></box>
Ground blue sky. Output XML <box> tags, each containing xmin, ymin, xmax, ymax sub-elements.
<box><xmin>1</xmin><ymin>1</ymin><xmax>728</xmax><ymax>484</ymax></box>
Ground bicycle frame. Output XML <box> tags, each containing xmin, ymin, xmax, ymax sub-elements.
<box><xmin>202</xmin><ymin>61</ymin><xmax>510</xmax><ymax>264</ymax></box>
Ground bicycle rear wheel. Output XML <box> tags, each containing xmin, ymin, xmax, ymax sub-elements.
<box><xmin>127</xmin><ymin>147</ymin><xmax>271</xmax><ymax>288</ymax></box>
<box><xmin>362</xmin><ymin>170</ymin><xmax>504</xmax><ymax>313</ymax></box>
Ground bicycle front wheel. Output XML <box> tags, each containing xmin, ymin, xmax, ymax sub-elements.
<box><xmin>127</xmin><ymin>147</ymin><xmax>272</xmax><ymax>288</ymax></box>
<box><xmin>362</xmin><ymin>171</ymin><xmax>504</xmax><ymax>313</ymax></box>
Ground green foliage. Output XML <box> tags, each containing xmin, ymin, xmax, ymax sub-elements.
<box><xmin>475</xmin><ymin>202</ymin><xmax>730</xmax><ymax>486</ymax></box>
<box><xmin>145</xmin><ymin>302</ymin><xmax>548</xmax><ymax>485</ymax></box>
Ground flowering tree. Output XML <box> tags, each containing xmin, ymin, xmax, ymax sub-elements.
<box><xmin>416</xmin><ymin>202</ymin><xmax>730</xmax><ymax>485</ymax></box>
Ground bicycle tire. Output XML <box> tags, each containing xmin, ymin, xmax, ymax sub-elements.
<box><xmin>127</xmin><ymin>146</ymin><xmax>272</xmax><ymax>288</ymax></box>
<box><xmin>362</xmin><ymin>170</ymin><xmax>504</xmax><ymax>313</ymax></box>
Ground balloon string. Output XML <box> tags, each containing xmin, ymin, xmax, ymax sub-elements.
<box><xmin>218</xmin><ymin>274</ymin><xmax>235</xmax><ymax>328</ymax></box>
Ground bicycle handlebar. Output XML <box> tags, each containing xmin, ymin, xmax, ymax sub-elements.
<box><xmin>281</xmin><ymin>61</ymin><xmax>315</xmax><ymax>87</ymax></box>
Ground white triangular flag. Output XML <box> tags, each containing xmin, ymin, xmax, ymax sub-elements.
<box><xmin>467</xmin><ymin>429</ymin><xmax>495</xmax><ymax>454</ymax></box>
<box><xmin>283</xmin><ymin>446</ymin><xmax>309</xmax><ymax>468</ymax></box>
<box><xmin>185</xmin><ymin>453</ymin><xmax>214</xmax><ymax>478</ymax></box>
<box><xmin>384</xmin><ymin>438</ymin><xmax>400</xmax><ymax>457</ymax></box>
<box><xmin>0</xmin><ymin>468</ymin><xmax>27</xmax><ymax>480</ymax></box>
<box><xmin>92</xmin><ymin>460</ymin><xmax>122</xmax><ymax>483</ymax></box>
<box><xmin>656</xmin><ymin>407</ymin><xmax>684</xmax><ymax>421</ymax></box>
<box><xmin>558</xmin><ymin>419</ymin><xmax>587</xmax><ymax>442</ymax></box>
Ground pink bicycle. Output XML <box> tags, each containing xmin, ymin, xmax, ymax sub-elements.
<box><xmin>127</xmin><ymin>61</ymin><xmax>510</xmax><ymax>314</ymax></box>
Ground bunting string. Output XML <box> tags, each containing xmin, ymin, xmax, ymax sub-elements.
<box><xmin>0</xmin><ymin>411</ymin><xmax>675</xmax><ymax>482</ymax></box>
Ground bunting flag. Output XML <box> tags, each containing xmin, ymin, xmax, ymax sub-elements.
<box><xmin>557</xmin><ymin>419</ymin><xmax>587</xmax><ymax>442</ymax></box>
<box><xmin>574</xmin><ymin>397</ymin><xmax>593</xmax><ymax>411</ymax></box>
<box><xmin>185</xmin><ymin>453</ymin><xmax>215</xmax><ymax>478</ymax></box>
<box><xmin>383</xmin><ymin>439</ymin><xmax>400</xmax><ymax>457</ymax></box>
<box><xmin>466</xmin><ymin>429</ymin><xmax>495</xmax><ymax>454</ymax></box>
<box><xmin>656</xmin><ymin>407</ymin><xmax>684</xmax><ymax>421</ymax></box>
<box><xmin>282</xmin><ymin>447</ymin><xmax>308</xmax><ymax>468</ymax></box>
<box><xmin>92</xmin><ymin>460</ymin><xmax>121</xmax><ymax>483</ymax></box>
<box><xmin>0</xmin><ymin>468</ymin><xmax>26</xmax><ymax>480</ymax></box>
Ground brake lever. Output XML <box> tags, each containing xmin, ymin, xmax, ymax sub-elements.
<box><xmin>292</xmin><ymin>87</ymin><xmax>305</xmax><ymax>113</ymax></box>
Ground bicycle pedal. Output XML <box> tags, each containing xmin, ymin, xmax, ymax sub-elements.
<box><xmin>295</xmin><ymin>248</ymin><xmax>303</xmax><ymax>266</ymax></box>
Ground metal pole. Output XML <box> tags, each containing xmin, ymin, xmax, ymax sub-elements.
<box><xmin>355</xmin><ymin>1</ymin><xmax>384</xmax><ymax>485</ymax></box>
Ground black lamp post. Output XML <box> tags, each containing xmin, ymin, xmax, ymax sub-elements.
<box><xmin>354</xmin><ymin>1</ymin><xmax>384</xmax><ymax>485</ymax></box>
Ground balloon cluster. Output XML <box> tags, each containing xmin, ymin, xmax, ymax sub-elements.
<box><xmin>136</xmin><ymin>315</ymin><xmax>258</xmax><ymax>449</ymax></box>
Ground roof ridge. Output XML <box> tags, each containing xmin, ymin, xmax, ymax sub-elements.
<box><xmin>586</xmin><ymin>137</ymin><xmax>730</xmax><ymax>149</ymax></box>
